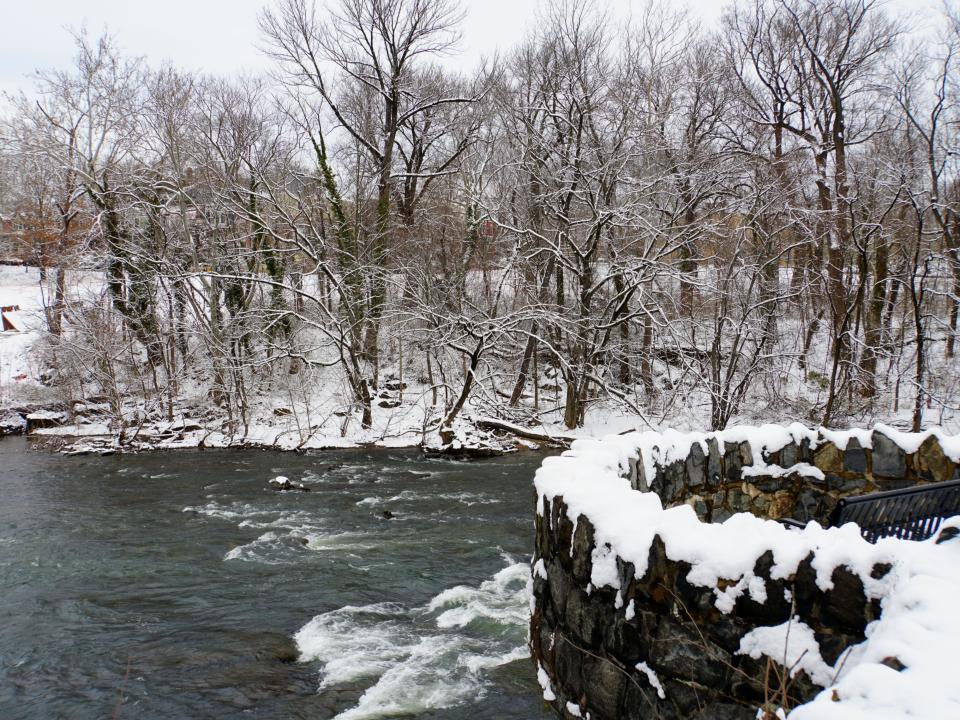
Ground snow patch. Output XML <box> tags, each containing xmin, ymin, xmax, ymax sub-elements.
<box><xmin>737</xmin><ymin>617</ymin><xmax>837</xmax><ymax>688</ymax></box>
<box><xmin>635</xmin><ymin>661</ymin><xmax>666</xmax><ymax>699</ymax></box>
<box><xmin>533</xmin><ymin>558</ymin><xmax>548</xmax><ymax>580</ymax></box>
<box><xmin>537</xmin><ymin>664</ymin><xmax>556</xmax><ymax>701</ymax></box>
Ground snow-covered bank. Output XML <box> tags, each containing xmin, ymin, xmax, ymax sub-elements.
<box><xmin>5</xmin><ymin>263</ymin><xmax>960</xmax><ymax>459</ymax></box>
<box><xmin>0</xmin><ymin>266</ymin><xmax>622</xmax><ymax>453</ymax></box>
<box><xmin>532</xmin><ymin>428</ymin><xmax>960</xmax><ymax>719</ymax></box>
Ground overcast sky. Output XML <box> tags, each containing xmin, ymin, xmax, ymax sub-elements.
<box><xmin>0</xmin><ymin>0</ymin><xmax>938</xmax><ymax>101</ymax></box>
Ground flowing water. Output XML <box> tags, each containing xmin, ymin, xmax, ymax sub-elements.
<box><xmin>0</xmin><ymin>437</ymin><xmax>554</xmax><ymax>719</ymax></box>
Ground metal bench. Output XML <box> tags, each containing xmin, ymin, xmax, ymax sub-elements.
<box><xmin>827</xmin><ymin>478</ymin><xmax>960</xmax><ymax>543</ymax></box>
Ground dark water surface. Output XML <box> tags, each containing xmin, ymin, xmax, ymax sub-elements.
<box><xmin>0</xmin><ymin>438</ymin><xmax>554</xmax><ymax>719</ymax></box>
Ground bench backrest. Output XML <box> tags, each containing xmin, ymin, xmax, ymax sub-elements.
<box><xmin>829</xmin><ymin>478</ymin><xmax>960</xmax><ymax>543</ymax></box>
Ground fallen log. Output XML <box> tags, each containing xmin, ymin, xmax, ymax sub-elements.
<box><xmin>471</xmin><ymin>416</ymin><xmax>578</xmax><ymax>446</ymax></box>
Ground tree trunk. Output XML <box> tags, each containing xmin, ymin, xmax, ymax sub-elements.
<box><xmin>859</xmin><ymin>231</ymin><xmax>888</xmax><ymax>396</ymax></box>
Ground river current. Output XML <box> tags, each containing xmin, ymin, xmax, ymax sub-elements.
<box><xmin>0</xmin><ymin>438</ymin><xmax>553</xmax><ymax>719</ymax></box>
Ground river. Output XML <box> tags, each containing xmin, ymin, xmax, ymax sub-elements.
<box><xmin>0</xmin><ymin>437</ymin><xmax>553</xmax><ymax>719</ymax></box>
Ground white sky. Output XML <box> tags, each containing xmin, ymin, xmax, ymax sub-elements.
<box><xmin>0</xmin><ymin>0</ymin><xmax>938</xmax><ymax>100</ymax></box>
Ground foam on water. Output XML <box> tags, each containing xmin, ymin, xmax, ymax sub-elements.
<box><xmin>434</xmin><ymin>491</ymin><xmax>502</xmax><ymax>506</ymax></box>
<box><xmin>222</xmin><ymin>525</ymin><xmax>379</xmax><ymax>563</ymax></box>
<box><xmin>356</xmin><ymin>490</ymin><xmax>500</xmax><ymax>508</ymax></box>
<box><xmin>428</xmin><ymin>562</ymin><xmax>531</xmax><ymax>629</ymax></box>
<box><xmin>223</xmin><ymin>531</ymin><xmax>287</xmax><ymax>563</ymax></box>
<box><xmin>183</xmin><ymin>500</ymin><xmax>309</xmax><ymax>525</ymax></box>
<box><xmin>459</xmin><ymin>644</ymin><xmax>530</xmax><ymax>673</ymax></box>
<box><xmin>294</xmin><ymin>561</ymin><xmax>532</xmax><ymax>719</ymax></box>
<box><xmin>295</xmin><ymin>603</ymin><xmax>410</xmax><ymax>686</ymax></box>
<box><xmin>334</xmin><ymin>634</ymin><xmax>488</xmax><ymax>720</ymax></box>
<box><xmin>187</xmin><ymin>500</ymin><xmax>357</xmax><ymax>564</ymax></box>
<box><xmin>304</xmin><ymin>531</ymin><xmax>381</xmax><ymax>554</ymax></box>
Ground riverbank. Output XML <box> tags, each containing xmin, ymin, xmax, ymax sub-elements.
<box><xmin>0</xmin><ymin>264</ymin><xmax>639</xmax><ymax>457</ymax></box>
<box><xmin>2</xmin><ymin>405</ymin><xmax>586</xmax><ymax>458</ymax></box>
<box><xmin>5</xmin><ymin>263</ymin><xmax>955</xmax><ymax>460</ymax></box>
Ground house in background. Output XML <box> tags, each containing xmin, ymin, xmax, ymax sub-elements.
<box><xmin>1</xmin><ymin>305</ymin><xmax>23</xmax><ymax>332</ymax></box>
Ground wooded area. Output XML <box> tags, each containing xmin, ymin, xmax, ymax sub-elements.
<box><xmin>2</xmin><ymin>0</ymin><xmax>959</xmax><ymax>439</ymax></box>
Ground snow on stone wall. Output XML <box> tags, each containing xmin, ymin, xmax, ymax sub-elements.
<box><xmin>530</xmin><ymin>425</ymin><xmax>960</xmax><ymax>720</ymax></box>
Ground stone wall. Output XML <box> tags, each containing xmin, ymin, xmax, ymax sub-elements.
<box><xmin>634</xmin><ymin>427</ymin><xmax>958</xmax><ymax>524</ymax></box>
<box><xmin>530</xmin><ymin>426</ymin><xmax>960</xmax><ymax>719</ymax></box>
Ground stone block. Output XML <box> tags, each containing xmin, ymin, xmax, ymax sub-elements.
<box><xmin>723</xmin><ymin>442</ymin><xmax>744</xmax><ymax>482</ymax></box>
<box><xmin>661</xmin><ymin>679</ymin><xmax>709</xmax><ymax>718</ymax></box>
<box><xmin>713</xmin><ymin>506</ymin><xmax>733</xmax><ymax>523</ymax></box>
<box><xmin>636</xmin><ymin>455</ymin><xmax>649</xmax><ymax>491</ymax></box>
<box><xmin>766</xmin><ymin>490</ymin><xmax>797</xmax><ymax>520</ymax></box>
<box><xmin>874</xmin><ymin>475</ymin><xmax>914</xmax><ymax>491</ymax></box>
<box><xmin>815</xmin><ymin>629</ymin><xmax>855</xmax><ymax>666</ymax></box>
<box><xmin>649</xmin><ymin>620</ymin><xmax>731</xmax><ymax>687</ymax></box>
<box><xmin>733</xmin><ymin>551</ymin><xmax>792</xmax><ymax>625</ymax></box>
<box><xmin>565</xmin><ymin>587</ymin><xmax>603</xmax><ymax>649</ymax></box>
<box><xmin>813</xmin><ymin>440</ymin><xmax>843</xmax><ymax>473</ymax></box>
<box><xmin>707</xmin><ymin>438</ymin><xmax>723</xmax><ymax>485</ymax></box>
<box><xmin>780</xmin><ymin>441</ymin><xmax>799</xmax><ymax>468</ymax></box>
<box><xmin>634</xmin><ymin>536</ymin><xmax>672</xmax><ymax>607</ymax></box>
<box><xmin>791</xmin><ymin>552</ymin><xmax>819</xmax><ymax>615</ymax></box>
<box><xmin>824</xmin><ymin>565</ymin><xmax>871</xmax><ymax>635</ymax></box>
<box><xmin>656</xmin><ymin>460</ymin><xmax>687</xmax><ymax>504</ymax></box>
<box><xmin>826</xmin><ymin>474</ymin><xmax>867</xmax><ymax>493</ymax></box>
<box><xmin>603</xmin><ymin>612</ymin><xmax>650</xmax><ymax>663</ymax></box>
<box><xmin>618</xmin><ymin>678</ymin><xmax>660</xmax><ymax>719</ymax></box>
<box><xmin>555</xmin><ymin>505</ymin><xmax>575</xmax><ymax>565</ymax></box>
<box><xmin>690</xmin><ymin>497</ymin><xmax>708</xmax><ymax>519</ymax></box>
<box><xmin>686</xmin><ymin>442</ymin><xmax>706</xmax><ymax>488</ymax></box>
<box><xmin>550</xmin><ymin>498</ymin><xmax>566</xmax><ymax>548</ymax></box>
<box><xmin>916</xmin><ymin>435</ymin><xmax>955</xmax><ymax>482</ymax></box>
<box><xmin>555</xmin><ymin>635</ymin><xmax>585</xmax><ymax>700</ymax></box>
<box><xmin>751</xmin><ymin>475</ymin><xmax>784</xmax><ymax>493</ymax></box>
<box><xmin>694</xmin><ymin>702</ymin><xmax>756</xmax><ymax>720</ymax></box>
<box><xmin>843</xmin><ymin>437</ymin><xmax>868</xmax><ymax>473</ymax></box>
<box><xmin>751</xmin><ymin>494</ymin><xmax>770</xmax><ymax>515</ymax></box>
<box><xmin>728</xmin><ymin>653</ymin><xmax>768</xmax><ymax>703</ymax></box>
<box><xmin>705</xmin><ymin>616</ymin><xmax>750</xmax><ymax>655</ymax></box>
<box><xmin>583</xmin><ymin>654</ymin><xmax>627</xmax><ymax>718</ymax></box>
<box><xmin>571</xmin><ymin>518</ymin><xmax>595</xmax><ymax>585</ymax></box>
<box><xmin>872</xmin><ymin>430</ymin><xmax>906</xmax><ymax>479</ymax></box>
<box><xmin>536</xmin><ymin>619</ymin><xmax>554</xmax><ymax>666</ymax></box>
<box><xmin>675</xmin><ymin>560</ymin><xmax>715</xmax><ymax>614</ymax></box>
<box><xmin>617</xmin><ymin>557</ymin><xmax>636</xmax><ymax>592</ymax></box>
<box><xmin>794</xmin><ymin>487</ymin><xmax>830</xmax><ymax>523</ymax></box>
<box><xmin>547</xmin><ymin>559</ymin><xmax>571</xmax><ymax>618</ymax></box>
<box><xmin>728</xmin><ymin>490</ymin><xmax>752</xmax><ymax>514</ymax></box>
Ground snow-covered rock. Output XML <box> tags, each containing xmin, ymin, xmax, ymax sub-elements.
<box><xmin>268</xmin><ymin>475</ymin><xmax>309</xmax><ymax>492</ymax></box>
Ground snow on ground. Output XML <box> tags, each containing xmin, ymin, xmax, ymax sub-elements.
<box><xmin>4</xmin><ymin>264</ymin><xmax>960</xmax><ymax>451</ymax></box>
<box><xmin>534</xmin><ymin>430</ymin><xmax>960</xmax><ymax>720</ymax></box>
<box><xmin>0</xmin><ymin>266</ymin><xmax>45</xmax><ymax>394</ymax></box>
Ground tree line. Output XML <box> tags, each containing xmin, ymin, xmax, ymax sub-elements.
<box><xmin>1</xmin><ymin>0</ymin><xmax>959</xmax><ymax>439</ymax></box>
